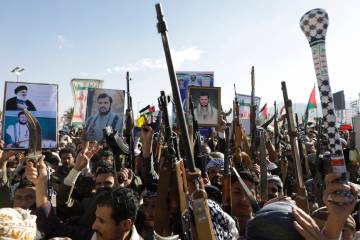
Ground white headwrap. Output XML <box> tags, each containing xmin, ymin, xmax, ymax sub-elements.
<box><xmin>0</xmin><ymin>208</ymin><xmax>39</xmax><ymax>240</ymax></box>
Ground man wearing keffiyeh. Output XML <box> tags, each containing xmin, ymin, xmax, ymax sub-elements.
<box><xmin>206</xmin><ymin>153</ymin><xmax>225</xmax><ymax>190</ymax></box>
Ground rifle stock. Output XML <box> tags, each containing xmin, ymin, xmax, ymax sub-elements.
<box><xmin>259</xmin><ymin>130</ymin><xmax>268</xmax><ymax>203</ymax></box>
<box><xmin>295</xmin><ymin>114</ymin><xmax>311</xmax><ymax>178</ymax></box>
<box><xmin>266</xmin><ymin>140</ymin><xmax>278</xmax><ymax>163</ymax></box>
<box><xmin>281</xmin><ymin>81</ymin><xmax>310</xmax><ymax>213</ymax></box>
<box><xmin>155</xmin><ymin>91</ymin><xmax>191</xmax><ymax>239</ymax></box>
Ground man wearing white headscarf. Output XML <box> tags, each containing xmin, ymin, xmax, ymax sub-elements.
<box><xmin>0</xmin><ymin>207</ymin><xmax>40</xmax><ymax>239</ymax></box>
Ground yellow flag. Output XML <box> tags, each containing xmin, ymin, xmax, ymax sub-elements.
<box><xmin>136</xmin><ymin>115</ymin><xmax>145</xmax><ymax>127</ymax></box>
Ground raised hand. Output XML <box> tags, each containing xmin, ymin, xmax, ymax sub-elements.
<box><xmin>25</xmin><ymin>155</ymin><xmax>47</xmax><ymax>186</ymax></box>
<box><xmin>215</xmin><ymin>114</ymin><xmax>226</xmax><ymax>133</ymax></box>
<box><xmin>293</xmin><ymin>207</ymin><xmax>324</xmax><ymax>240</ymax></box>
<box><xmin>74</xmin><ymin>141</ymin><xmax>102</xmax><ymax>171</ymax></box>
<box><xmin>321</xmin><ymin>173</ymin><xmax>358</xmax><ymax>239</ymax></box>
<box><xmin>141</xmin><ymin>126</ymin><xmax>154</xmax><ymax>158</ymax></box>
<box><xmin>25</xmin><ymin>156</ymin><xmax>49</xmax><ymax>207</ymax></box>
<box><xmin>117</xmin><ymin>168</ymin><xmax>133</xmax><ymax>187</ymax></box>
<box><xmin>323</xmin><ymin>173</ymin><xmax>356</xmax><ymax>217</ymax></box>
<box><xmin>0</xmin><ymin>150</ymin><xmax>16</xmax><ymax>165</ymax></box>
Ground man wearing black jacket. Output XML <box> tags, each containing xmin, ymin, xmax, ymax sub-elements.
<box><xmin>5</xmin><ymin>85</ymin><xmax>37</xmax><ymax>111</ymax></box>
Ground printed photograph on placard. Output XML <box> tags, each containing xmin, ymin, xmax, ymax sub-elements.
<box><xmin>2</xmin><ymin>81</ymin><xmax>58</xmax><ymax>149</ymax></box>
<box><xmin>235</xmin><ymin>93</ymin><xmax>261</xmax><ymax>135</ymax></box>
<box><xmin>177</xmin><ymin>71</ymin><xmax>214</xmax><ymax>102</ymax></box>
<box><xmin>174</xmin><ymin>71</ymin><xmax>214</xmax><ymax>126</ymax></box>
<box><xmin>71</xmin><ymin>78</ymin><xmax>104</xmax><ymax>126</ymax></box>
<box><xmin>85</xmin><ymin>88</ymin><xmax>125</xmax><ymax>142</ymax></box>
<box><xmin>188</xmin><ymin>86</ymin><xmax>221</xmax><ymax>127</ymax></box>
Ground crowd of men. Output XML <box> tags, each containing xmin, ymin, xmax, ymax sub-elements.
<box><xmin>0</xmin><ymin>103</ymin><xmax>359</xmax><ymax>240</ymax></box>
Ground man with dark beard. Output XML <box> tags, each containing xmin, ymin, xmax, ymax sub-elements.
<box><xmin>85</xmin><ymin>93</ymin><xmax>121</xmax><ymax>142</ymax></box>
<box><xmin>5</xmin><ymin>111</ymin><xmax>30</xmax><ymax>148</ymax></box>
<box><xmin>194</xmin><ymin>92</ymin><xmax>217</xmax><ymax>125</ymax></box>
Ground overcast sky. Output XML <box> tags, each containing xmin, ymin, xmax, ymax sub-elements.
<box><xmin>0</xmin><ymin>0</ymin><xmax>359</xmax><ymax>116</ymax></box>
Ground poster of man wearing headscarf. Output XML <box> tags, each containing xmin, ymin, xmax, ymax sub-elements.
<box><xmin>2</xmin><ymin>81</ymin><xmax>58</xmax><ymax>149</ymax></box>
<box><xmin>85</xmin><ymin>88</ymin><xmax>125</xmax><ymax>142</ymax></box>
<box><xmin>176</xmin><ymin>71</ymin><xmax>214</xmax><ymax>136</ymax></box>
<box><xmin>188</xmin><ymin>86</ymin><xmax>221</xmax><ymax>127</ymax></box>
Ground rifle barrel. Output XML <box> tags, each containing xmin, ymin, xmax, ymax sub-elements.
<box><xmin>281</xmin><ymin>82</ymin><xmax>305</xmax><ymax>189</ymax></box>
<box><xmin>224</xmin><ymin>127</ymin><xmax>230</xmax><ymax>175</ymax></box>
<box><xmin>156</xmin><ymin>3</ymin><xmax>195</xmax><ymax>171</ymax></box>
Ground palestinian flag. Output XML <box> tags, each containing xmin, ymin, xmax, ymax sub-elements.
<box><xmin>139</xmin><ymin>105</ymin><xmax>156</xmax><ymax>115</ymax></box>
<box><xmin>304</xmin><ymin>85</ymin><xmax>317</xmax><ymax>123</ymax></box>
<box><xmin>136</xmin><ymin>105</ymin><xmax>156</xmax><ymax>127</ymax></box>
<box><xmin>259</xmin><ymin>103</ymin><xmax>268</xmax><ymax>119</ymax></box>
<box><xmin>259</xmin><ymin>103</ymin><xmax>268</xmax><ymax>124</ymax></box>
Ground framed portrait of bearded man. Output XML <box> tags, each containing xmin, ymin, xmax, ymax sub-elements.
<box><xmin>188</xmin><ymin>86</ymin><xmax>221</xmax><ymax>127</ymax></box>
<box><xmin>85</xmin><ymin>88</ymin><xmax>125</xmax><ymax>142</ymax></box>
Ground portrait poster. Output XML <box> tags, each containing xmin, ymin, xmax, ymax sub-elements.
<box><xmin>174</xmin><ymin>71</ymin><xmax>214</xmax><ymax>132</ymax></box>
<box><xmin>71</xmin><ymin>79</ymin><xmax>104</xmax><ymax>126</ymax></box>
<box><xmin>2</xmin><ymin>81</ymin><xmax>58</xmax><ymax>149</ymax></box>
<box><xmin>235</xmin><ymin>93</ymin><xmax>261</xmax><ymax>135</ymax></box>
<box><xmin>188</xmin><ymin>86</ymin><xmax>221</xmax><ymax>127</ymax></box>
<box><xmin>85</xmin><ymin>88</ymin><xmax>125</xmax><ymax>142</ymax></box>
<box><xmin>177</xmin><ymin>71</ymin><xmax>214</xmax><ymax>105</ymax></box>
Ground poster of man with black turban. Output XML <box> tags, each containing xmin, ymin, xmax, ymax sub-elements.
<box><xmin>5</xmin><ymin>85</ymin><xmax>37</xmax><ymax>111</ymax></box>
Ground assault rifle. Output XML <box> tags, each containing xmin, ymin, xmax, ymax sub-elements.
<box><xmin>281</xmin><ymin>81</ymin><xmax>310</xmax><ymax>213</ymax></box>
<box><xmin>189</xmin><ymin>96</ymin><xmax>207</xmax><ymax>177</ymax></box>
<box><xmin>155</xmin><ymin>4</ymin><xmax>216</xmax><ymax>239</ymax></box>
<box><xmin>274</xmin><ymin>101</ymin><xmax>280</xmax><ymax>152</ymax></box>
<box><xmin>154</xmin><ymin>91</ymin><xmax>191</xmax><ymax>239</ymax></box>
<box><xmin>233</xmin><ymin>85</ymin><xmax>251</xmax><ymax>158</ymax></box>
<box><xmin>223</xmin><ymin>126</ymin><xmax>232</xmax><ymax>214</ymax></box>
<box><xmin>295</xmin><ymin>114</ymin><xmax>311</xmax><ymax>178</ymax></box>
<box><xmin>250</xmin><ymin>66</ymin><xmax>257</xmax><ymax>162</ymax></box>
<box><xmin>124</xmin><ymin>72</ymin><xmax>135</xmax><ymax>171</ymax></box>
<box><xmin>155</xmin><ymin>114</ymin><xmax>164</xmax><ymax>161</ymax></box>
<box><xmin>259</xmin><ymin>129</ymin><xmax>268</xmax><ymax>203</ymax></box>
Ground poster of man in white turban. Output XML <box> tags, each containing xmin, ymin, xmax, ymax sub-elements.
<box><xmin>188</xmin><ymin>86</ymin><xmax>221</xmax><ymax>127</ymax></box>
